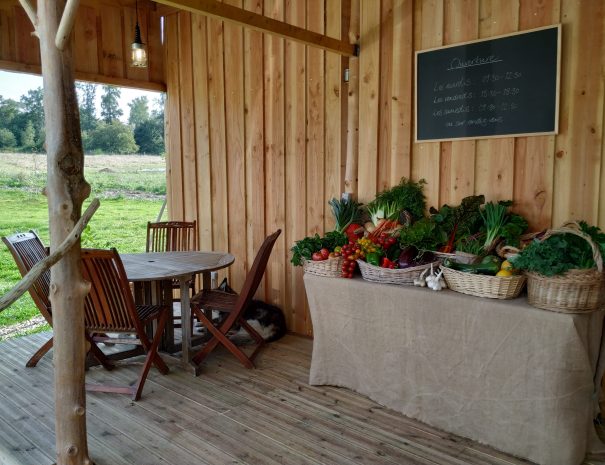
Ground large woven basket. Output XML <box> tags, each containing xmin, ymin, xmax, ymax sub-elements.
<box><xmin>525</xmin><ymin>223</ymin><xmax>605</xmax><ymax>313</ymax></box>
<box><xmin>357</xmin><ymin>259</ymin><xmax>440</xmax><ymax>285</ymax></box>
<box><xmin>433</xmin><ymin>251</ymin><xmax>480</xmax><ymax>264</ymax></box>
<box><xmin>303</xmin><ymin>256</ymin><xmax>344</xmax><ymax>278</ymax></box>
<box><xmin>441</xmin><ymin>266</ymin><xmax>527</xmax><ymax>299</ymax></box>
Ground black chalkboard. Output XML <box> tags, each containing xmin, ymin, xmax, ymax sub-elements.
<box><xmin>415</xmin><ymin>25</ymin><xmax>560</xmax><ymax>142</ymax></box>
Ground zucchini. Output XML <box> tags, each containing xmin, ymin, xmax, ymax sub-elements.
<box><xmin>443</xmin><ymin>256</ymin><xmax>501</xmax><ymax>275</ymax></box>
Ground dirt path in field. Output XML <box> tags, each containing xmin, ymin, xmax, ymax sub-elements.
<box><xmin>0</xmin><ymin>316</ymin><xmax>46</xmax><ymax>340</ymax></box>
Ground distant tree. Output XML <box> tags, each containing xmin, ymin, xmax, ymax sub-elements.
<box><xmin>128</xmin><ymin>96</ymin><xmax>150</xmax><ymax>127</ymax></box>
<box><xmin>89</xmin><ymin>121</ymin><xmax>138</xmax><ymax>154</ymax></box>
<box><xmin>0</xmin><ymin>128</ymin><xmax>16</xmax><ymax>149</ymax></box>
<box><xmin>100</xmin><ymin>85</ymin><xmax>122</xmax><ymax>123</ymax></box>
<box><xmin>20</xmin><ymin>120</ymin><xmax>36</xmax><ymax>150</ymax></box>
<box><xmin>19</xmin><ymin>88</ymin><xmax>45</xmax><ymax>151</ymax></box>
<box><xmin>0</xmin><ymin>97</ymin><xmax>20</xmax><ymax>134</ymax></box>
<box><xmin>77</xmin><ymin>82</ymin><xmax>98</xmax><ymax>131</ymax></box>
<box><xmin>134</xmin><ymin>118</ymin><xmax>164</xmax><ymax>155</ymax></box>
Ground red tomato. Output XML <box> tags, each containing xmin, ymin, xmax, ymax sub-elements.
<box><xmin>320</xmin><ymin>248</ymin><xmax>330</xmax><ymax>259</ymax></box>
<box><xmin>312</xmin><ymin>252</ymin><xmax>324</xmax><ymax>261</ymax></box>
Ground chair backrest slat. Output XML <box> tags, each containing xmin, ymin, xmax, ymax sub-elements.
<box><xmin>81</xmin><ymin>249</ymin><xmax>141</xmax><ymax>333</ymax></box>
<box><xmin>146</xmin><ymin>221</ymin><xmax>197</xmax><ymax>253</ymax></box>
<box><xmin>2</xmin><ymin>231</ymin><xmax>52</xmax><ymax>320</ymax></box>
<box><xmin>222</xmin><ymin>230</ymin><xmax>281</xmax><ymax>329</ymax></box>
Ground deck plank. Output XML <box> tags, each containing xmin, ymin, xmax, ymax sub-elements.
<box><xmin>0</xmin><ymin>332</ymin><xmax>576</xmax><ymax>465</ymax></box>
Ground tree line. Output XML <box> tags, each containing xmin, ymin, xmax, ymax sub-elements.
<box><xmin>0</xmin><ymin>83</ymin><xmax>165</xmax><ymax>155</ymax></box>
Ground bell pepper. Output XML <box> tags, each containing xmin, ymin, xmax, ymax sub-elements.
<box><xmin>381</xmin><ymin>257</ymin><xmax>396</xmax><ymax>269</ymax></box>
<box><xmin>366</xmin><ymin>252</ymin><xmax>381</xmax><ymax>267</ymax></box>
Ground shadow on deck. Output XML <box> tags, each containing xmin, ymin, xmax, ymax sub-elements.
<box><xmin>1</xmin><ymin>332</ymin><xmax>604</xmax><ymax>465</ymax></box>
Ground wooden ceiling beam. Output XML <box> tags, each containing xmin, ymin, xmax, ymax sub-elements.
<box><xmin>153</xmin><ymin>0</ymin><xmax>359</xmax><ymax>56</ymax></box>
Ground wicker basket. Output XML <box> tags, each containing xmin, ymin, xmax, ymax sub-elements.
<box><xmin>441</xmin><ymin>266</ymin><xmax>527</xmax><ymax>299</ymax></box>
<box><xmin>303</xmin><ymin>256</ymin><xmax>344</xmax><ymax>278</ymax></box>
<box><xmin>357</xmin><ymin>259</ymin><xmax>440</xmax><ymax>285</ymax></box>
<box><xmin>524</xmin><ymin>222</ymin><xmax>605</xmax><ymax>313</ymax></box>
<box><xmin>433</xmin><ymin>251</ymin><xmax>480</xmax><ymax>264</ymax></box>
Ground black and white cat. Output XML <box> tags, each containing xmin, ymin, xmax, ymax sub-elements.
<box><xmin>214</xmin><ymin>278</ymin><xmax>287</xmax><ymax>343</ymax></box>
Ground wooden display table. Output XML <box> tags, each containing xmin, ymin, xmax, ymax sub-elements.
<box><xmin>304</xmin><ymin>274</ymin><xmax>605</xmax><ymax>465</ymax></box>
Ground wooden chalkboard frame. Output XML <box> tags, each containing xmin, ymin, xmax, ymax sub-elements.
<box><xmin>414</xmin><ymin>25</ymin><xmax>561</xmax><ymax>143</ymax></box>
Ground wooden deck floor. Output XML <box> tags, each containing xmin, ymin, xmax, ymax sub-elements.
<box><xmin>0</xmin><ymin>332</ymin><xmax>603</xmax><ymax>465</ymax></box>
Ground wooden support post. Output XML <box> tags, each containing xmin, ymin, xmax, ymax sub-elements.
<box><xmin>37</xmin><ymin>0</ymin><xmax>93</xmax><ymax>463</ymax></box>
<box><xmin>344</xmin><ymin>0</ymin><xmax>360</xmax><ymax>195</ymax></box>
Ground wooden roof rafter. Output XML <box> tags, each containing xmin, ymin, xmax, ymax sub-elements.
<box><xmin>153</xmin><ymin>0</ymin><xmax>360</xmax><ymax>57</ymax></box>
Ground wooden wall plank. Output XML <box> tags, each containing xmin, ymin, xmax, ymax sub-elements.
<box><xmin>207</xmin><ymin>16</ymin><xmax>230</xmax><ymax>271</ymax></box>
<box><xmin>13</xmin><ymin>5</ymin><xmax>38</xmax><ymax>65</ymax></box>
<box><xmin>164</xmin><ymin>14</ymin><xmax>184</xmax><ymax>220</ymax></box>
<box><xmin>263</xmin><ymin>0</ymin><xmax>286</xmax><ymax>307</ymax></box>
<box><xmin>243</xmin><ymin>0</ymin><xmax>266</xmax><ymax>298</ymax></box>
<box><xmin>306</xmin><ymin>0</ymin><xmax>325</xmax><ymax>237</ymax></box>
<box><xmin>439</xmin><ymin>0</ymin><xmax>478</xmax><ymax>206</ymax></box>
<box><xmin>377</xmin><ymin>0</ymin><xmax>393</xmax><ymax>193</ymax></box>
<box><xmin>191</xmin><ymin>14</ymin><xmax>213</xmax><ymax>250</ymax></box>
<box><xmin>100</xmin><ymin>5</ymin><xmax>125</xmax><ymax>78</ymax></box>
<box><xmin>74</xmin><ymin>5</ymin><xmax>99</xmax><ymax>75</ymax></box>
<box><xmin>324</xmin><ymin>0</ymin><xmax>343</xmax><ymax>230</ymax></box>
<box><xmin>224</xmin><ymin>0</ymin><xmax>248</xmax><ymax>291</ymax></box>
<box><xmin>177</xmin><ymin>12</ymin><xmax>198</xmax><ymax>223</ymax></box>
<box><xmin>357</xmin><ymin>0</ymin><xmax>381</xmax><ymax>203</ymax></box>
<box><xmin>513</xmin><ymin>0</ymin><xmax>559</xmax><ymax>230</ymax></box>
<box><xmin>411</xmin><ymin>0</ymin><xmax>443</xmax><ymax>210</ymax></box>
<box><xmin>284</xmin><ymin>0</ymin><xmax>307</xmax><ymax>331</ymax></box>
<box><xmin>389</xmin><ymin>0</ymin><xmax>413</xmax><ymax>184</ymax></box>
<box><xmin>474</xmin><ymin>0</ymin><xmax>518</xmax><ymax>203</ymax></box>
<box><xmin>552</xmin><ymin>0</ymin><xmax>604</xmax><ymax>226</ymax></box>
<box><xmin>148</xmin><ymin>9</ymin><xmax>165</xmax><ymax>85</ymax></box>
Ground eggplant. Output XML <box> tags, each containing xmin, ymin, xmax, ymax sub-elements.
<box><xmin>398</xmin><ymin>246</ymin><xmax>418</xmax><ymax>269</ymax></box>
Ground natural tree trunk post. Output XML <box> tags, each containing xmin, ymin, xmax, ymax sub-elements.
<box><xmin>37</xmin><ymin>0</ymin><xmax>93</xmax><ymax>464</ymax></box>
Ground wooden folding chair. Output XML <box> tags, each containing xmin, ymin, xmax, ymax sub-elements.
<box><xmin>81</xmin><ymin>248</ymin><xmax>170</xmax><ymax>400</ymax></box>
<box><xmin>146</xmin><ymin>220</ymin><xmax>197</xmax><ymax>254</ymax></box>
<box><xmin>146</xmin><ymin>220</ymin><xmax>198</xmax><ymax>328</ymax></box>
<box><xmin>2</xmin><ymin>231</ymin><xmax>115</xmax><ymax>369</ymax></box>
<box><xmin>2</xmin><ymin>231</ymin><xmax>52</xmax><ymax>367</ymax></box>
<box><xmin>190</xmin><ymin>230</ymin><xmax>281</xmax><ymax>370</ymax></box>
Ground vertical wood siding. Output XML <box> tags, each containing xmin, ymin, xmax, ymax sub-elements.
<box><xmin>165</xmin><ymin>0</ymin><xmax>605</xmax><ymax>335</ymax></box>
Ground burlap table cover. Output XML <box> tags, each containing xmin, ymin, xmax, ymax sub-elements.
<box><xmin>304</xmin><ymin>274</ymin><xmax>605</xmax><ymax>465</ymax></box>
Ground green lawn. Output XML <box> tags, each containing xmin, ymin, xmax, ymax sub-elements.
<box><xmin>0</xmin><ymin>153</ymin><xmax>165</xmax><ymax>337</ymax></box>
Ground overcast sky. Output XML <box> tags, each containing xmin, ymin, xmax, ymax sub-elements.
<box><xmin>0</xmin><ymin>70</ymin><xmax>162</xmax><ymax>122</ymax></box>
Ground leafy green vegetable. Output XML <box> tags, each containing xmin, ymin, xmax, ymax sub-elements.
<box><xmin>290</xmin><ymin>231</ymin><xmax>348</xmax><ymax>266</ymax></box>
<box><xmin>328</xmin><ymin>197</ymin><xmax>363</xmax><ymax>233</ymax></box>
<box><xmin>430</xmin><ymin>195</ymin><xmax>485</xmax><ymax>252</ymax></box>
<box><xmin>510</xmin><ymin>222</ymin><xmax>605</xmax><ymax>276</ymax></box>
<box><xmin>501</xmin><ymin>214</ymin><xmax>529</xmax><ymax>247</ymax></box>
<box><xmin>481</xmin><ymin>201</ymin><xmax>509</xmax><ymax>252</ymax></box>
<box><xmin>398</xmin><ymin>217</ymin><xmax>442</xmax><ymax>252</ymax></box>
<box><xmin>367</xmin><ymin>178</ymin><xmax>427</xmax><ymax>224</ymax></box>
<box><xmin>455</xmin><ymin>233</ymin><xmax>485</xmax><ymax>255</ymax></box>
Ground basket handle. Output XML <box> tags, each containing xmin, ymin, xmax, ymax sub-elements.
<box><xmin>540</xmin><ymin>221</ymin><xmax>603</xmax><ymax>273</ymax></box>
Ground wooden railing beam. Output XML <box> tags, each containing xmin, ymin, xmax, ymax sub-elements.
<box><xmin>154</xmin><ymin>0</ymin><xmax>358</xmax><ymax>56</ymax></box>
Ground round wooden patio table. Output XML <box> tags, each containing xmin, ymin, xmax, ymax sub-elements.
<box><xmin>120</xmin><ymin>251</ymin><xmax>234</xmax><ymax>371</ymax></box>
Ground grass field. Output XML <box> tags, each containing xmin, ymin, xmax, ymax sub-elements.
<box><xmin>0</xmin><ymin>153</ymin><xmax>166</xmax><ymax>338</ymax></box>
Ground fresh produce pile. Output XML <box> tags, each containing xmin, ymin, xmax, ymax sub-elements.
<box><xmin>291</xmin><ymin>176</ymin><xmax>604</xmax><ymax>294</ymax></box>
